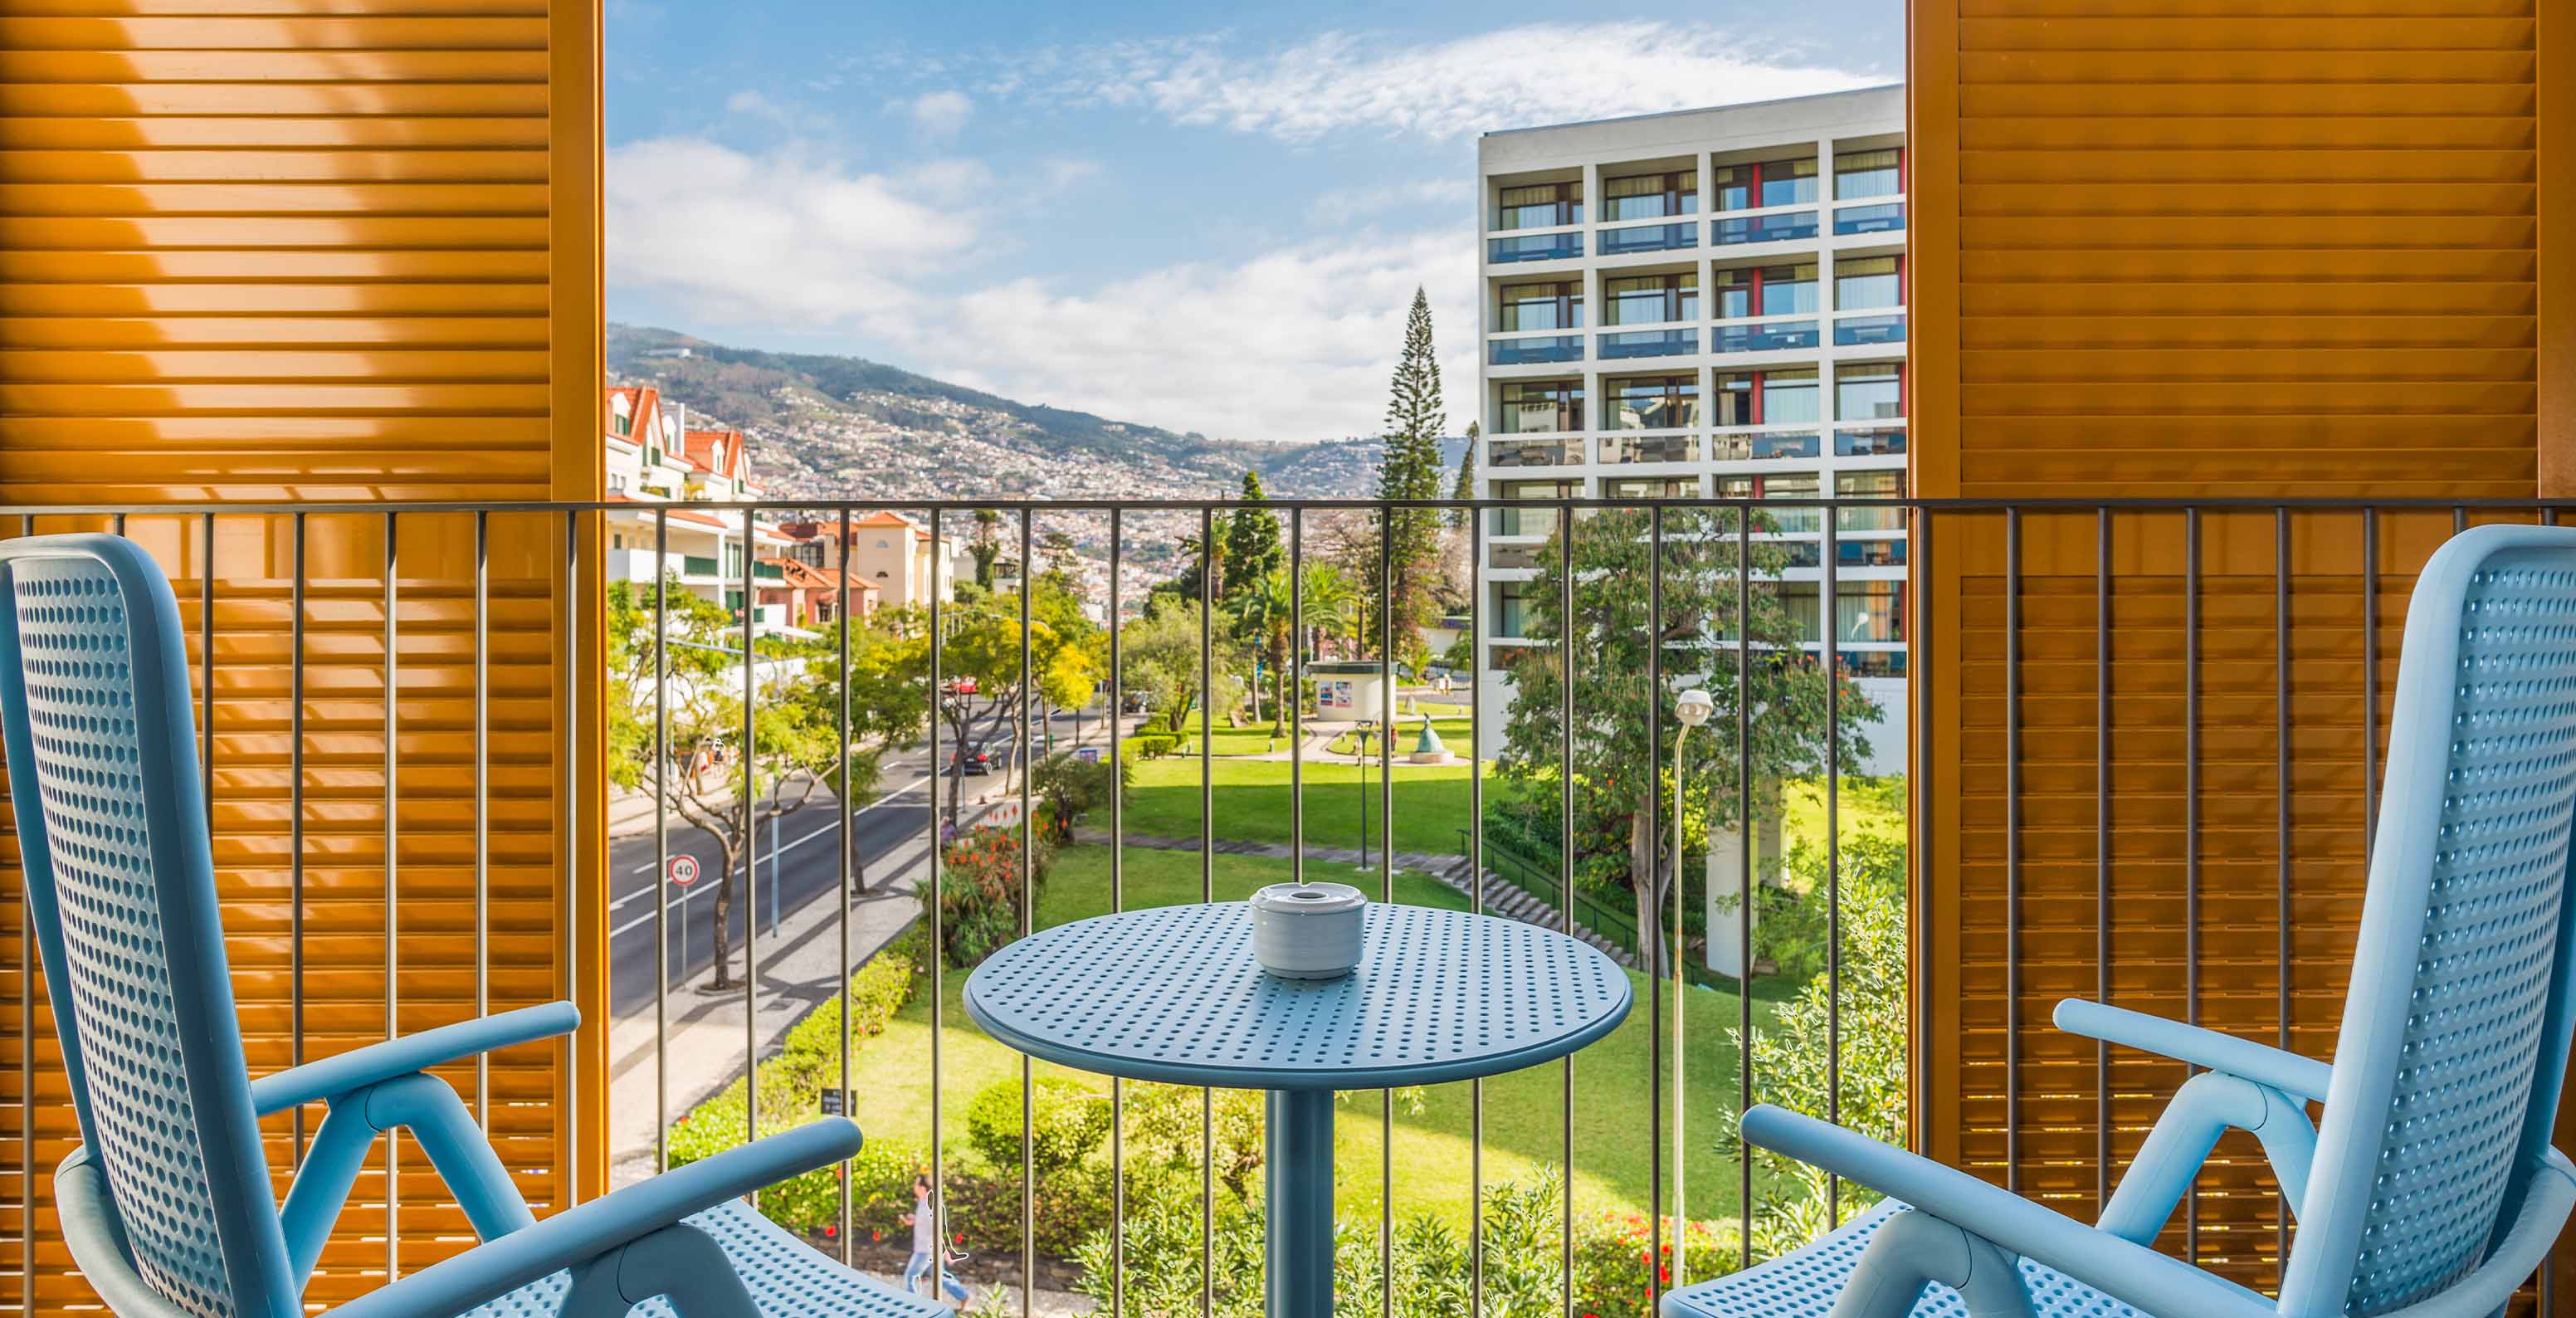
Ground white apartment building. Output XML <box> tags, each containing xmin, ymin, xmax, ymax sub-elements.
<box><xmin>601</xmin><ymin>385</ymin><xmax>805</xmax><ymax>632</ymax></box>
<box><xmin>1475</xmin><ymin>85</ymin><xmax>1909</xmax><ymax>773</ymax></box>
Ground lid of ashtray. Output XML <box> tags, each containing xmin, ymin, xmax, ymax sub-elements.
<box><xmin>1250</xmin><ymin>881</ymin><xmax>1367</xmax><ymax>915</ymax></box>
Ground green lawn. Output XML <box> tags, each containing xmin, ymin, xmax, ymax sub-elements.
<box><xmin>1325</xmin><ymin>715</ymin><xmax>1473</xmax><ymax>757</ymax></box>
<box><xmin>843</xmin><ymin>845</ymin><xmax>1787</xmax><ymax>1235</ymax></box>
<box><xmin>1120</xmin><ymin>756</ymin><xmax>1497</xmax><ymax>857</ymax></box>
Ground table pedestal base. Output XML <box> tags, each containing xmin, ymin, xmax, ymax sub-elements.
<box><xmin>1265</xmin><ymin>1088</ymin><xmax>1334</xmax><ymax>1318</ymax></box>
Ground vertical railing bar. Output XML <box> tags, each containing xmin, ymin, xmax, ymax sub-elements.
<box><xmin>1824</xmin><ymin>496</ymin><xmax>1842</xmax><ymax>1227</ymax></box>
<box><xmin>1291</xmin><ymin>508</ymin><xmax>1304</xmax><ymax>885</ymax></box>
<box><xmin>741</xmin><ymin>509</ymin><xmax>759</xmax><ymax>1170</ymax></box>
<box><xmin>1019</xmin><ymin>510</ymin><xmax>1036</xmax><ymax>1318</ymax></box>
<box><xmin>1109</xmin><ymin>508</ymin><xmax>1126</xmax><ymax>1318</ymax></box>
<box><xmin>1647</xmin><ymin>502</ymin><xmax>1665</xmax><ymax>1301</ymax></box>
<box><xmin>1377</xmin><ymin>505</ymin><xmax>1393</xmax><ymax>1318</ymax></box>
<box><xmin>292</xmin><ymin>510</ymin><xmax>308</xmax><ymax>1164</ymax></box>
<box><xmin>383</xmin><ymin>511</ymin><xmax>401</xmax><ymax>1278</ymax></box>
<box><xmin>563</xmin><ymin>508</ymin><xmax>583</xmax><ymax>1206</ymax></box>
<box><xmin>2274</xmin><ymin>505</ymin><xmax>2291</xmax><ymax>1280</ymax></box>
<box><xmin>17</xmin><ymin>513</ymin><xmax>29</xmax><ymax>1318</ymax></box>
<box><xmin>1559</xmin><ymin>495</ymin><xmax>1576</xmax><ymax>1308</ymax></box>
<box><xmin>202</xmin><ymin>514</ymin><xmax>216</xmax><ymax>828</ymax></box>
<box><xmin>2003</xmin><ymin>506</ymin><xmax>2021</xmax><ymax>1194</ymax></box>
<box><xmin>927</xmin><ymin>510</ymin><xmax>946</xmax><ymax>1267</ymax></box>
<box><xmin>2095</xmin><ymin>508</ymin><xmax>2111</xmax><ymax>1216</ymax></box>
<box><xmin>1467</xmin><ymin>500</ymin><xmax>1485</xmax><ymax>1313</ymax></box>
<box><xmin>2455</xmin><ymin>505</ymin><xmax>2468</xmax><ymax>537</ymax></box>
<box><xmin>476</xmin><ymin>510</ymin><xmax>493</xmax><ymax>1134</ymax></box>
<box><xmin>1736</xmin><ymin>502</ymin><xmax>1755</xmax><ymax>1265</ymax></box>
<box><xmin>2361</xmin><ymin>507</ymin><xmax>2378</xmax><ymax>857</ymax></box>
<box><xmin>836</xmin><ymin>505</ymin><xmax>853</xmax><ymax>1264</ymax></box>
<box><xmin>649</xmin><ymin>510</ymin><xmax>663</xmax><ymax>1163</ymax></box>
<box><xmin>113</xmin><ymin>511</ymin><xmax>126</xmax><ymax>539</ymax></box>
<box><xmin>2183</xmin><ymin>507</ymin><xmax>2202</xmax><ymax>1262</ymax></box>
<box><xmin>1196</xmin><ymin>507</ymin><xmax>1216</xmax><ymax>1318</ymax></box>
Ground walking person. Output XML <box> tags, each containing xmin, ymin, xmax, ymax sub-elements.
<box><xmin>899</xmin><ymin>1174</ymin><xmax>968</xmax><ymax>1310</ymax></box>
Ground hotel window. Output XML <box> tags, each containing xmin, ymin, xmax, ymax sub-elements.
<box><xmin>1713</xmin><ymin>264</ymin><xmax>1817</xmax><ymax>319</ymax></box>
<box><xmin>1720</xmin><ymin>472</ymin><xmax>1822</xmax><ymax>536</ymax></box>
<box><xmin>1714</xmin><ymin>157</ymin><xmax>1817</xmax><ymax>211</ymax></box>
<box><xmin>1497</xmin><ymin>379</ymin><xmax>1583</xmax><ymax>434</ymax></box>
<box><xmin>1715</xmin><ymin>368</ymin><xmax>1820</xmax><ymax>427</ymax></box>
<box><xmin>1835</xmin><ymin>148</ymin><xmax>1902</xmax><ymax>200</ymax></box>
<box><xmin>1498</xmin><ymin>281</ymin><xmax>1583</xmax><ymax>331</ymax></box>
<box><xmin>1493</xmin><ymin>479</ymin><xmax>1577</xmax><ymax>537</ymax></box>
<box><xmin>1603</xmin><ymin>272</ymin><xmax>1697</xmax><ymax>325</ymax></box>
<box><xmin>1836</xmin><ymin>581</ymin><xmax>1906</xmax><ymax>645</ymax></box>
<box><xmin>1836</xmin><ymin>469</ymin><xmax>1906</xmax><ymax>532</ymax></box>
<box><xmin>1606</xmin><ymin>374</ymin><xmax>1700</xmax><ymax>430</ymax></box>
<box><xmin>1603</xmin><ymin>168</ymin><xmax>1697</xmax><ymax>221</ymax></box>
<box><xmin>1607</xmin><ymin>476</ymin><xmax>1697</xmax><ymax>500</ymax></box>
<box><xmin>1495</xmin><ymin>180</ymin><xmax>1581</xmax><ymax>230</ymax></box>
<box><xmin>1835</xmin><ymin>256</ymin><xmax>1903</xmax><ymax>310</ymax></box>
<box><xmin>1495</xmin><ymin>580</ymin><xmax>1538</xmax><ymax>637</ymax></box>
<box><xmin>1837</xmin><ymin>362</ymin><xmax>1905</xmax><ymax>420</ymax></box>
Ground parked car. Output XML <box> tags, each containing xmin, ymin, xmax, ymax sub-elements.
<box><xmin>948</xmin><ymin>744</ymin><xmax>993</xmax><ymax>776</ymax></box>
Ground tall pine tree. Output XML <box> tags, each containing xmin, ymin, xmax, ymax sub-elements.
<box><xmin>1221</xmin><ymin>470</ymin><xmax>1283</xmax><ymax>601</ymax></box>
<box><xmin>1447</xmin><ymin>421</ymin><xmax>1479</xmax><ymax>528</ymax></box>
<box><xmin>1377</xmin><ymin>286</ymin><xmax>1447</xmax><ymax>661</ymax></box>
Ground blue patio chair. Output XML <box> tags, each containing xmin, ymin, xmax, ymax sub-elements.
<box><xmin>1671</xmin><ymin>522</ymin><xmax>2576</xmax><ymax>1318</ymax></box>
<box><xmin>0</xmin><ymin>535</ymin><xmax>944</xmax><ymax>1318</ymax></box>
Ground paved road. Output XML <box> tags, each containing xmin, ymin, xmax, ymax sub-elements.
<box><xmin>605</xmin><ymin>706</ymin><xmax>1104</xmax><ymax>1014</ymax></box>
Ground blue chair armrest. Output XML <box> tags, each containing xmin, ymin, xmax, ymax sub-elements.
<box><xmin>321</xmin><ymin>1118</ymin><xmax>864</xmax><ymax>1318</ymax></box>
<box><xmin>1739</xmin><ymin>1105</ymin><xmax>2275</xmax><ymax>1318</ymax></box>
<box><xmin>249</xmin><ymin>1002</ymin><xmax>579</xmax><ymax>1115</ymax></box>
<box><xmin>2052</xmin><ymin>999</ymin><xmax>2331</xmax><ymax>1103</ymax></box>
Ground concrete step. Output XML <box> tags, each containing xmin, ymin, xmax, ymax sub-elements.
<box><xmin>1427</xmin><ymin>856</ymin><xmax>1641</xmax><ymax>970</ymax></box>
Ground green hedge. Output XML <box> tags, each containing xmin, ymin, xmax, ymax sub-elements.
<box><xmin>666</xmin><ymin>932</ymin><xmax>925</xmax><ymax>1236</ymax></box>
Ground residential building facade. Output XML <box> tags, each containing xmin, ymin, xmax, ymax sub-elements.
<box><xmin>1475</xmin><ymin>85</ymin><xmax>1909</xmax><ymax>770</ymax></box>
<box><xmin>778</xmin><ymin>510</ymin><xmax>960</xmax><ymax>610</ymax></box>
<box><xmin>601</xmin><ymin>384</ymin><xmax>807</xmax><ymax>631</ymax></box>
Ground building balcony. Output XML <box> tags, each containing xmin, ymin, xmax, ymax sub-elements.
<box><xmin>1489</xmin><ymin>333</ymin><xmax>1585</xmax><ymax>365</ymax></box>
<box><xmin>1598</xmin><ymin>222</ymin><xmax>1699</xmax><ymax>256</ymax></box>
<box><xmin>1833</xmin><ymin>201</ymin><xmax>1905</xmax><ymax>236</ymax></box>
<box><xmin>17</xmin><ymin>494</ymin><xmax>2556</xmax><ymax>1318</ymax></box>
<box><xmin>1489</xmin><ymin>436</ymin><xmax>1582</xmax><ymax>466</ymax></box>
<box><xmin>1712</xmin><ymin>210</ymin><xmax>1819</xmax><ymax>246</ymax></box>
<box><xmin>1487</xmin><ymin>231</ymin><xmax>1583</xmax><ymax>264</ymax></box>
<box><xmin>1711</xmin><ymin>429</ymin><xmax>1823</xmax><ymax>460</ymax></box>
<box><xmin>1833</xmin><ymin>313</ymin><xmax>1906</xmax><ymax>347</ymax></box>
<box><xmin>1713</xmin><ymin>318</ymin><xmax>1822</xmax><ymax>354</ymax></box>
<box><xmin>1599</xmin><ymin>328</ymin><xmax>1698</xmax><ymax>359</ymax></box>
<box><xmin>1836</xmin><ymin>425</ymin><xmax>1907</xmax><ymax>456</ymax></box>
<box><xmin>1599</xmin><ymin>432</ymin><xmax>1700</xmax><ymax>464</ymax></box>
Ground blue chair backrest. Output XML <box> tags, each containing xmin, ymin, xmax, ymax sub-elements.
<box><xmin>2280</xmin><ymin>525</ymin><xmax>2576</xmax><ymax>1318</ymax></box>
<box><xmin>0</xmin><ymin>536</ymin><xmax>295</xmax><ymax>1318</ymax></box>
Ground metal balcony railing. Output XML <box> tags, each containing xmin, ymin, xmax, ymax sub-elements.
<box><xmin>2</xmin><ymin>495</ymin><xmax>2567</xmax><ymax>1318</ymax></box>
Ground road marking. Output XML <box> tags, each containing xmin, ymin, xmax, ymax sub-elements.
<box><xmin>607</xmin><ymin>767</ymin><xmax>932</xmax><ymax>880</ymax></box>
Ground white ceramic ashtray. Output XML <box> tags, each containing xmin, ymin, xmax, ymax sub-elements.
<box><xmin>1250</xmin><ymin>882</ymin><xmax>1366</xmax><ymax>979</ymax></box>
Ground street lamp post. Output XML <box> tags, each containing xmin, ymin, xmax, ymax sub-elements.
<box><xmin>1671</xmin><ymin>686</ymin><xmax>1714</xmax><ymax>1283</ymax></box>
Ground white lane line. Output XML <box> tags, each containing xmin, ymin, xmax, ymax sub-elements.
<box><xmin>607</xmin><ymin>772</ymin><xmax>930</xmax><ymax>920</ymax></box>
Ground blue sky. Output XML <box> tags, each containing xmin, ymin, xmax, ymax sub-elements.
<box><xmin>604</xmin><ymin>1</ymin><xmax>1901</xmax><ymax>442</ymax></box>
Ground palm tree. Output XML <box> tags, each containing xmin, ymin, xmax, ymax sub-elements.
<box><xmin>1296</xmin><ymin>561</ymin><xmax>1358</xmax><ymax>663</ymax></box>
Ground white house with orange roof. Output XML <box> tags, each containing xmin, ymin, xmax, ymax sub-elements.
<box><xmin>602</xmin><ymin>384</ymin><xmax>803</xmax><ymax>632</ymax></box>
<box><xmin>776</xmin><ymin>510</ymin><xmax>958</xmax><ymax>610</ymax></box>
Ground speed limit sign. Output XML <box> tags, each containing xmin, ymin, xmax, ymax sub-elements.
<box><xmin>668</xmin><ymin>854</ymin><xmax>700</xmax><ymax>887</ymax></box>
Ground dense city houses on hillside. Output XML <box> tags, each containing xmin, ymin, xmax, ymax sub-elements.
<box><xmin>602</xmin><ymin>384</ymin><xmax>959</xmax><ymax>632</ymax></box>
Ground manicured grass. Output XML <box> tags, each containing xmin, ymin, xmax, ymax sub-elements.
<box><xmin>843</xmin><ymin>845</ymin><xmax>1788</xmax><ymax>1236</ymax></box>
<box><xmin>1121</xmin><ymin>756</ymin><xmax>1497</xmax><ymax>857</ymax></box>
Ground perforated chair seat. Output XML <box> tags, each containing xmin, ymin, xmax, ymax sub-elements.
<box><xmin>1664</xmin><ymin>1202</ymin><xmax>2157</xmax><ymax>1318</ymax></box>
<box><xmin>458</xmin><ymin>1201</ymin><xmax>946</xmax><ymax>1318</ymax></box>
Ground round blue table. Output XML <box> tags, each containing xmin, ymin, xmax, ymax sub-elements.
<box><xmin>963</xmin><ymin>901</ymin><xmax>1632</xmax><ymax>1317</ymax></box>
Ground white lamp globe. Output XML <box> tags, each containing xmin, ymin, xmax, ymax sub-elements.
<box><xmin>1676</xmin><ymin>688</ymin><xmax>1715</xmax><ymax>727</ymax></box>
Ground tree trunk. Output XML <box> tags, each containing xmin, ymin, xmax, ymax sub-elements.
<box><xmin>708</xmin><ymin>822</ymin><xmax>741</xmax><ymax>990</ymax></box>
<box><xmin>1630</xmin><ymin>798</ymin><xmax>1663</xmax><ymax>979</ymax></box>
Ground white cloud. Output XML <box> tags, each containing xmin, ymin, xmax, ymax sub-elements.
<box><xmin>607</xmin><ymin>136</ymin><xmax>979</xmax><ymax>325</ymax></box>
<box><xmin>906</xmin><ymin>89</ymin><xmax>974</xmax><ymax>139</ymax></box>
<box><xmin>912</xmin><ymin>232</ymin><xmax>1476</xmax><ymax>442</ymax></box>
<box><xmin>1031</xmin><ymin>22</ymin><xmax>1880</xmax><ymax>142</ymax></box>
<box><xmin>607</xmin><ymin>133</ymin><xmax>1471</xmax><ymax>442</ymax></box>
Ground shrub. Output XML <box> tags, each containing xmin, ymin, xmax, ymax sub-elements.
<box><xmin>665</xmin><ymin>935</ymin><xmax>924</xmax><ymax>1233</ymax></box>
<box><xmin>1121</xmin><ymin>1081</ymin><xmax>1265</xmax><ymax>1200</ymax></box>
<box><xmin>1074</xmin><ymin>1178</ymin><xmax>1266</xmax><ymax>1318</ymax></box>
<box><xmin>1031</xmin><ymin>750</ymin><xmax>1129</xmax><ymax>845</ymax></box>
<box><xmin>964</xmin><ymin>1076</ymin><xmax>1113</xmax><ymax>1176</ymax></box>
<box><xmin>1125</xmin><ymin>731</ymin><xmax>1181</xmax><ymax>760</ymax></box>
<box><xmin>924</xmin><ymin>827</ymin><xmax>1053</xmax><ymax>969</ymax></box>
<box><xmin>1569</xmin><ymin>1213</ymin><xmax>1735</xmax><ymax>1318</ymax></box>
<box><xmin>944</xmin><ymin>1162</ymin><xmax>1115</xmax><ymax>1259</ymax></box>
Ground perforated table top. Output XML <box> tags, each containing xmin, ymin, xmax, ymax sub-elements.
<box><xmin>963</xmin><ymin>902</ymin><xmax>1632</xmax><ymax>1090</ymax></box>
